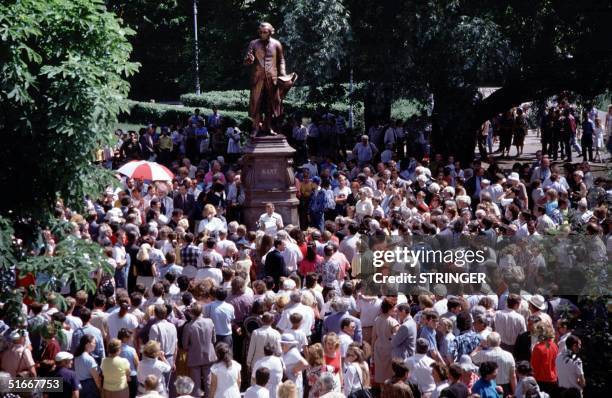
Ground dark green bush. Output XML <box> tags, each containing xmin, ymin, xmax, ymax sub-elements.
<box><xmin>119</xmin><ymin>100</ymin><xmax>248</xmax><ymax>126</ymax></box>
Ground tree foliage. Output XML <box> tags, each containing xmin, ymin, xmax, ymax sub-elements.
<box><xmin>0</xmin><ymin>0</ymin><xmax>138</xmax><ymax>221</ymax></box>
<box><xmin>0</xmin><ymin>0</ymin><xmax>136</xmax><ymax>326</ymax></box>
<box><xmin>281</xmin><ymin>0</ymin><xmax>351</xmax><ymax>86</ymax></box>
<box><xmin>345</xmin><ymin>0</ymin><xmax>612</xmax><ymax>162</ymax></box>
<box><xmin>107</xmin><ymin>0</ymin><xmax>190</xmax><ymax>100</ymax></box>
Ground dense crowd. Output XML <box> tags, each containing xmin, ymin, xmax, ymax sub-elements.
<box><xmin>1</xmin><ymin>102</ymin><xmax>611</xmax><ymax>398</ymax></box>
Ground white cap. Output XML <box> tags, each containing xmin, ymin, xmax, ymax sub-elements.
<box><xmin>508</xmin><ymin>172</ymin><xmax>520</xmax><ymax>182</ymax></box>
<box><xmin>55</xmin><ymin>351</ymin><xmax>74</xmax><ymax>362</ymax></box>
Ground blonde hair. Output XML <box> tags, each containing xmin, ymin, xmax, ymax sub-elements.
<box><xmin>203</xmin><ymin>204</ymin><xmax>217</xmax><ymax>217</ymax></box>
<box><xmin>108</xmin><ymin>338</ymin><xmax>122</xmax><ymax>355</ymax></box>
<box><xmin>276</xmin><ymin>295</ymin><xmax>290</xmax><ymax>311</ymax></box>
<box><xmin>306</xmin><ymin>343</ymin><xmax>325</xmax><ymax>366</ymax></box>
<box><xmin>323</xmin><ymin>332</ymin><xmax>340</xmax><ymax>350</ymax></box>
<box><xmin>137</xmin><ymin>243</ymin><xmax>152</xmax><ymax>261</ymax></box>
<box><xmin>277</xmin><ymin>381</ymin><xmax>297</xmax><ymax>398</ymax></box>
<box><xmin>143</xmin><ymin>340</ymin><xmax>161</xmax><ymax>358</ymax></box>
<box><xmin>535</xmin><ymin>323</ymin><xmax>555</xmax><ymax>342</ymax></box>
<box><xmin>439</xmin><ymin>318</ymin><xmax>454</xmax><ymax>334</ymax></box>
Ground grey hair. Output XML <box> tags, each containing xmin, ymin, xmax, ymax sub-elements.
<box><xmin>174</xmin><ymin>376</ymin><xmax>195</xmax><ymax>395</ymax></box>
<box><xmin>259</xmin><ymin>22</ymin><xmax>275</xmax><ymax>35</ymax></box>
<box><xmin>487</xmin><ymin>332</ymin><xmax>501</xmax><ymax>347</ymax></box>
<box><xmin>316</xmin><ymin>373</ymin><xmax>336</xmax><ymax>395</ymax></box>
<box><xmin>289</xmin><ymin>291</ymin><xmax>302</xmax><ymax>304</ymax></box>
<box><xmin>331</xmin><ymin>297</ymin><xmax>350</xmax><ymax>313</ymax></box>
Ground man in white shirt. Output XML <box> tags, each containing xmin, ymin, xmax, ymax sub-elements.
<box><xmin>494</xmin><ymin>294</ymin><xmax>527</xmax><ymax>352</ymax></box>
<box><xmin>245</xmin><ymin>367</ymin><xmax>271</xmax><ymax>398</ymax></box>
<box><xmin>406</xmin><ymin>338</ymin><xmax>436</xmax><ymax>396</ymax></box>
<box><xmin>471</xmin><ymin>332</ymin><xmax>516</xmax><ymax>395</ymax></box>
<box><xmin>556</xmin><ymin>335</ymin><xmax>586</xmax><ymax>393</ymax></box>
<box><xmin>338</xmin><ymin>223</ymin><xmax>360</xmax><ymax>264</ymax></box>
<box><xmin>276</xmin><ymin>230</ymin><xmax>303</xmax><ymax>274</ymax></box>
<box><xmin>251</xmin><ymin>342</ymin><xmax>285</xmax><ymax>398</ymax></box>
<box><xmin>338</xmin><ymin>318</ymin><xmax>355</xmax><ymax>359</ymax></box>
<box><xmin>258</xmin><ymin>203</ymin><xmax>284</xmax><ymax>236</ymax></box>
<box><xmin>247</xmin><ymin>312</ymin><xmax>282</xmax><ymax>370</ymax></box>
<box><xmin>195</xmin><ymin>255</ymin><xmax>223</xmax><ymax>285</ymax></box>
<box><xmin>276</xmin><ymin>292</ymin><xmax>315</xmax><ymax>337</ymax></box>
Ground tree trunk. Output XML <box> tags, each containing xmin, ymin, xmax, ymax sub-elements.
<box><xmin>363</xmin><ymin>82</ymin><xmax>392</xmax><ymax>129</ymax></box>
<box><xmin>430</xmin><ymin>89</ymin><xmax>479</xmax><ymax>166</ymax></box>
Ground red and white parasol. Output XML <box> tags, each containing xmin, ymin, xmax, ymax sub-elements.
<box><xmin>116</xmin><ymin>160</ymin><xmax>175</xmax><ymax>181</ymax></box>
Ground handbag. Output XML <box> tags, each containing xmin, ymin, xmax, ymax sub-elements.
<box><xmin>347</xmin><ymin>364</ymin><xmax>373</xmax><ymax>398</ymax></box>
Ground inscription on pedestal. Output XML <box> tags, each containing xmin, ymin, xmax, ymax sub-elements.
<box><xmin>242</xmin><ymin>136</ymin><xmax>300</xmax><ymax>230</ymax></box>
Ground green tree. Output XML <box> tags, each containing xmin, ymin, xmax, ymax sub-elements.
<box><xmin>281</xmin><ymin>0</ymin><xmax>351</xmax><ymax>86</ymax></box>
<box><xmin>0</xmin><ymin>0</ymin><xmax>135</xmax><ymax>325</ymax></box>
<box><xmin>107</xmin><ymin>0</ymin><xmax>190</xmax><ymax>100</ymax></box>
<box><xmin>346</xmin><ymin>0</ymin><xmax>612</xmax><ymax>163</ymax></box>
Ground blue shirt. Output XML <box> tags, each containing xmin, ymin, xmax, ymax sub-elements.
<box><xmin>49</xmin><ymin>366</ymin><xmax>80</xmax><ymax>398</ymax></box>
<box><xmin>204</xmin><ymin>300</ymin><xmax>235</xmax><ymax>336</ymax></box>
<box><xmin>472</xmin><ymin>378</ymin><xmax>501</xmax><ymax>398</ymax></box>
<box><xmin>449</xmin><ymin>331</ymin><xmax>482</xmax><ymax>361</ymax></box>
<box><xmin>74</xmin><ymin>352</ymin><xmax>98</xmax><ymax>381</ymax></box>
<box><xmin>71</xmin><ymin>325</ymin><xmax>105</xmax><ymax>360</ymax></box>
<box><xmin>420</xmin><ymin>326</ymin><xmax>438</xmax><ymax>352</ymax></box>
<box><xmin>120</xmin><ymin>343</ymin><xmax>138</xmax><ymax>375</ymax></box>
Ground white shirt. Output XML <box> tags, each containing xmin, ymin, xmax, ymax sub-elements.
<box><xmin>281</xmin><ymin>241</ymin><xmax>303</xmax><ymax>274</ymax></box>
<box><xmin>106</xmin><ymin>312</ymin><xmax>139</xmax><ymax>340</ymax></box>
<box><xmin>343</xmin><ymin>363</ymin><xmax>364</xmax><ymax>396</ymax></box>
<box><xmin>494</xmin><ymin>309</ymin><xmax>526</xmax><ymax>346</ymax></box>
<box><xmin>137</xmin><ymin>358</ymin><xmax>172</xmax><ymax>394</ymax></box>
<box><xmin>195</xmin><ymin>267</ymin><xmax>223</xmax><ymax>285</ymax></box>
<box><xmin>258</xmin><ymin>212</ymin><xmax>284</xmax><ymax>236</ymax></box>
<box><xmin>252</xmin><ymin>356</ymin><xmax>285</xmax><ymax>398</ymax></box>
<box><xmin>197</xmin><ymin>217</ymin><xmax>227</xmax><ymax>234</ymax></box>
<box><xmin>338</xmin><ymin>331</ymin><xmax>354</xmax><ymax>358</ymax></box>
<box><xmin>556</xmin><ymin>350</ymin><xmax>584</xmax><ymax>390</ymax></box>
<box><xmin>355</xmin><ymin>297</ymin><xmax>381</xmax><ymax>327</ymax></box>
<box><xmin>149</xmin><ymin>319</ymin><xmax>178</xmax><ymax>361</ymax></box>
<box><xmin>339</xmin><ymin>233</ymin><xmax>360</xmax><ymax>263</ymax></box>
<box><xmin>432</xmin><ymin>382</ymin><xmax>450</xmax><ymax>398</ymax></box>
<box><xmin>244</xmin><ymin>385</ymin><xmax>269</xmax><ymax>398</ymax></box>
<box><xmin>247</xmin><ymin>325</ymin><xmax>282</xmax><ymax>368</ymax></box>
<box><xmin>433</xmin><ymin>299</ymin><xmax>448</xmax><ymax>316</ymax></box>
<box><xmin>471</xmin><ymin>347</ymin><xmax>516</xmax><ymax>385</ymax></box>
<box><xmin>406</xmin><ymin>353</ymin><xmax>436</xmax><ymax>394</ymax></box>
<box><xmin>277</xmin><ymin>303</ymin><xmax>315</xmax><ymax>336</ymax></box>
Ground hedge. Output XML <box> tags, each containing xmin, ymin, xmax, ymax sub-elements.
<box><xmin>118</xmin><ymin>100</ymin><xmax>249</xmax><ymax>126</ymax></box>
<box><xmin>119</xmin><ymin>97</ymin><xmax>420</xmax><ymax>131</ymax></box>
<box><xmin>180</xmin><ymin>87</ymin><xmax>352</xmax><ymax>114</ymax></box>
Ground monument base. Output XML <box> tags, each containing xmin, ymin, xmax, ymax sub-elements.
<box><xmin>241</xmin><ymin>135</ymin><xmax>300</xmax><ymax>231</ymax></box>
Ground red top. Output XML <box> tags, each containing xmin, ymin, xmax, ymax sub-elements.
<box><xmin>531</xmin><ymin>340</ymin><xmax>558</xmax><ymax>382</ymax></box>
<box><xmin>299</xmin><ymin>255</ymin><xmax>322</xmax><ymax>277</ymax></box>
<box><xmin>298</xmin><ymin>242</ymin><xmax>307</xmax><ymax>258</ymax></box>
<box><xmin>41</xmin><ymin>338</ymin><xmax>62</xmax><ymax>362</ymax></box>
<box><xmin>325</xmin><ymin>350</ymin><xmax>342</xmax><ymax>375</ymax></box>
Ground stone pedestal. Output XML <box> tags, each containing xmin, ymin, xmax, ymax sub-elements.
<box><xmin>241</xmin><ymin>135</ymin><xmax>300</xmax><ymax>231</ymax></box>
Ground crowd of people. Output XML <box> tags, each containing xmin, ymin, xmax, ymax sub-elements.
<box><xmin>1</xmin><ymin>101</ymin><xmax>611</xmax><ymax>398</ymax></box>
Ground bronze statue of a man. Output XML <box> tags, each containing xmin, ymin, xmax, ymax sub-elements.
<box><xmin>244</xmin><ymin>22</ymin><xmax>296</xmax><ymax>135</ymax></box>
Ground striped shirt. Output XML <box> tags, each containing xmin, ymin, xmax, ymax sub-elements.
<box><xmin>494</xmin><ymin>309</ymin><xmax>526</xmax><ymax>346</ymax></box>
<box><xmin>472</xmin><ymin>347</ymin><xmax>516</xmax><ymax>385</ymax></box>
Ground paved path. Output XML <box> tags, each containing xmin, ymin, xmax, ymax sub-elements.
<box><xmin>479</xmin><ymin>129</ymin><xmax>611</xmax><ymax>177</ymax></box>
